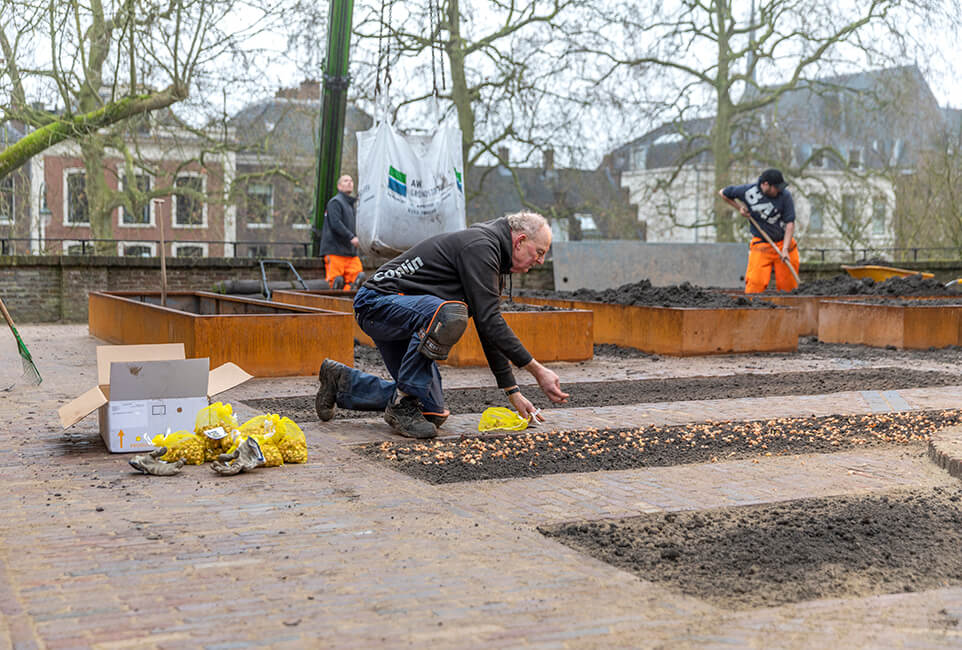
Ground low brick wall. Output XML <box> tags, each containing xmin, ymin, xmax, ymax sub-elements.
<box><xmin>0</xmin><ymin>256</ymin><xmax>329</xmax><ymax>323</ymax></box>
<box><xmin>0</xmin><ymin>256</ymin><xmax>556</xmax><ymax>323</ymax></box>
<box><xmin>4</xmin><ymin>253</ymin><xmax>959</xmax><ymax>324</ymax></box>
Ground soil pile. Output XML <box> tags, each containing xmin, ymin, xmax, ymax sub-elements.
<box><xmin>499</xmin><ymin>301</ymin><xmax>562</xmax><ymax>312</ymax></box>
<box><xmin>791</xmin><ymin>273</ymin><xmax>955</xmax><ymax>296</ymax></box>
<box><xmin>857</xmin><ymin>297</ymin><xmax>962</xmax><ymax>307</ymax></box>
<box><xmin>245</xmin><ymin>368</ymin><xmax>962</xmax><ymax>422</ymax></box>
<box><xmin>357</xmin><ymin>409</ymin><xmax>962</xmax><ymax>484</ymax></box>
<box><xmin>540</xmin><ymin>487</ymin><xmax>962</xmax><ymax>609</ymax></box>
<box><xmin>519</xmin><ymin>280</ymin><xmax>776</xmax><ymax>308</ymax></box>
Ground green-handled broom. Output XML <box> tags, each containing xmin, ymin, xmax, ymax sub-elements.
<box><xmin>0</xmin><ymin>295</ymin><xmax>41</xmax><ymax>390</ymax></box>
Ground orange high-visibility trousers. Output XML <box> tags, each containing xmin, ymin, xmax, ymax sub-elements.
<box><xmin>745</xmin><ymin>237</ymin><xmax>799</xmax><ymax>293</ymax></box>
<box><xmin>324</xmin><ymin>254</ymin><xmax>363</xmax><ymax>287</ymax></box>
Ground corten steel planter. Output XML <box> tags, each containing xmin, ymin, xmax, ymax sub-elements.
<box><xmin>516</xmin><ymin>296</ymin><xmax>797</xmax><ymax>355</ymax></box>
<box><xmin>730</xmin><ymin>294</ymin><xmax>865</xmax><ymax>337</ymax></box>
<box><xmin>88</xmin><ymin>291</ymin><xmax>353</xmax><ymax>377</ymax></box>
<box><xmin>818</xmin><ymin>299</ymin><xmax>962</xmax><ymax>349</ymax></box>
<box><xmin>272</xmin><ymin>290</ymin><xmax>594</xmax><ymax>367</ymax></box>
<box><xmin>272</xmin><ymin>290</ymin><xmax>373</xmax><ymax>346</ymax></box>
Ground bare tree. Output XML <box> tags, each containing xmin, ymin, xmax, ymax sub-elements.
<box><xmin>350</xmin><ymin>0</ymin><xmax>596</xmax><ymax>173</ymax></box>
<box><xmin>0</xmin><ymin>0</ymin><xmax>282</xmax><ymax>248</ymax></box>
<box><xmin>585</xmin><ymin>0</ymin><xmax>960</xmax><ymax>242</ymax></box>
<box><xmin>895</xmin><ymin>115</ymin><xmax>962</xmax><ymax>257</ymax></box>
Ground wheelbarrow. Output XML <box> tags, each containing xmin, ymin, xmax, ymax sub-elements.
<box><xmin>841</xmin><ymin>265</ymin><xmax>935</xmax><ymax>282</ymax></box>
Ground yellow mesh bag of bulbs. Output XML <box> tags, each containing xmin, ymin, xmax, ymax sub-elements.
<box><xmin>234</xmin><ymin>415</ymin><xmax>285</xmax><ymax>467</ymax></box>
<box><xmin>195</xmin><ymin>402</ymin><xmax>241</xmax><ymax>462</ymax></box>
<box><xmin>151</xmin><ymin>430</ymin><xmax>205</xmax><ymax>465</ymax></box>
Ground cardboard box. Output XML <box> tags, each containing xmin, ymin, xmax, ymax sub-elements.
<box><xmin>58</xmin><ymin>344</ymin><xmax>252</xmax><ymax>453</ymax></box>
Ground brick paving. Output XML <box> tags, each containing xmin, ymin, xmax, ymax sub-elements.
<box><xmin>3</xmin><ymin>324</ymin><xmax>962</xmax><ymax>647</ymax></box>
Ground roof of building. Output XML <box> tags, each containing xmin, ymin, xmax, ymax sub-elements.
<box><xmin>466</xmin><ymin>156</ymin><xmax>635</xmax><ymax>238</ymax></box>
<box><xmin>230</xmin><ymin>81</ymin><xmax>372</xmax><ymax>159</ymax></box>
<box><xmin>607</xmin><ymin>65</ymin><xmax>950</xmax><ymax>173</ymax></box>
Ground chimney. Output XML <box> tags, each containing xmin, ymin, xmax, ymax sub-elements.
<box><xmin>543</xmin><ymin>148</ymin><xmax>554</xmax><ymax>170</ymax></box>
<box><xmin>299</xmin><ymin>80</ymin><xmax>320</xmax><ymax>100</ymax></box>
<box><xmin>497</xmin><ymin>147</ymin><xmax>509</xmax><ymax>164</ymax></box>
<box><xmin>275</xmin><ymin>80</ymin><xmax>321</xmax><ymax>100</ymax></box>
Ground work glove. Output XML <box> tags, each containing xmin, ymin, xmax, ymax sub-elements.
<box><xmin>211</xmin><ymin>437</ymin><xmax>265</xmax><ymax>475</ymax></box>
<box><xmin>129</xmin><ymin>447</ymin><xmax>185</xmax><ymax>476</ymax></box>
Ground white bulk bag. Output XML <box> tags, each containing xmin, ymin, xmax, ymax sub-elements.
<box><xmin>355</xmin><ymin>122</ymin><xmax>466</xmax><ymax>257</ymax></box>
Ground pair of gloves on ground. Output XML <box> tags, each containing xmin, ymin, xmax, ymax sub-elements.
<box><xmin>129</xmin><ymin>437</ymin><xmax>265</xmax><ymax>476</ymax></box>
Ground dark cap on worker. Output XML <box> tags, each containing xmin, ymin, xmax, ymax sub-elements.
<box><xmin>759</xmin><ymin>168</ymin><xmax>788</xmax><ymax>191</ymax></box>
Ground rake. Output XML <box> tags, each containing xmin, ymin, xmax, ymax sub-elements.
<box><xmin>0</xmin><ymin>295</ymin><xmax>42</xmax><ymax>390</ymax></box>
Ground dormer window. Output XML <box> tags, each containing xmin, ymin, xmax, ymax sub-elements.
<box><xmin>848</xmin><ymin>148</ymin><xmax>861</xmax><ymax>169</ymax></box>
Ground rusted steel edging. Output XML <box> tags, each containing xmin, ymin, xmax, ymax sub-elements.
<box><xmin>818</xmin><ymin>299</ymin><xmax>962</xmax><ymax>349</ymax></box>
<box><xmin>88</xmin><ymin>290</ymin><xmax>354</xmax><ymax>376</ymax></box>
<box><xmin>515</xmin><ymin>296</ymin><xmax>797</xmax><ymax>355</ymax></box>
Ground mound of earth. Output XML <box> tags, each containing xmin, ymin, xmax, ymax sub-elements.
<box><xmin>790</xmin><ymin>273</ymin><xmax>956</xmax><ymax>296</ymax></box>
<box><xmin>855</xmin><ymin>297</ymin><xmax>962</xmax><ymax>307</ymax></box>
<box><xmin>518</xmin><ymin>280</ymin><xmax>776</xmax><ymax>308</ymax></box>
<box><xmin>243</xmin><ymin>368</ymin><xmax>962</xmax><ymax>423</ymax></box>
<box><xmin>499</xmin><ymin>301</ymin><xmax>562</xmax><ymax>312</ymax></box>
<box><xmin>540</xmin><ymin>487</ymin><xmax>962</xmax><ymax>609</ymax></box>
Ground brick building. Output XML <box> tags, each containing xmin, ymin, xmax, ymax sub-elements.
<box><xmin>1</xmin><ymin>81</ymin><xmax>371</xmax><ymax>259</ymax></box>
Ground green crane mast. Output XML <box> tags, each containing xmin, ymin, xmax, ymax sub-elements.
<box><xmin>311</xmin><ymin>0</ymin><xmax>356</xmax><ymax>256</ymax></box>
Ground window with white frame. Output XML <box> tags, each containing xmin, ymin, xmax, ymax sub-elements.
<box><xmin>173</xmin><ymin>174</ymin><xmax>206</xmax><ymax>227</ymax></box>
<box><xmin>808</xmin><ymin>195</ymin><xmax>825</xmax><ymax>233</ymax></box>
<box><xmin>62</xmin><ymin>240</ymin><xmax>92</xmax><ymax>255</ymax></box>
<box><xmin>0</xmin><ymin>175</ymin><xmax>13</xmax><ymax>223</ymax></box>
<box><xmin>872</xmin><ymin>196</ymin><xmax>887</xmax><ymax>234</ymax></box>
<box><xmin>120</xmin><ymin>242</ymin><xmax>156</xmax><ymax>257</ymax></box>
<box><xmin>173</xmin><ymin>242</ymin><xmax>208</xmax><ymax>258</ymax></box>
<box><xmin>841</xmin><ymin>194</ymin><xmax>860</xmax><ymax>238</ymax></box>
<box><xmin>119</xmin><ymin>173</ymin><xmax>153</xmax><ymax>226</ymax></box>
<box><xmin>65</xmin><ymin>170</ymin><xmax>89</xmax><ymax>224</ymax></box>
<box><xmin>245</xmin><ymin>183</ymin><xmax>273</xmax><ymax>227</ymax></box>
<box><xmin>291</xmin><ymin>188</ymin><xmax>311</xmax><ymax>229</ymax></box>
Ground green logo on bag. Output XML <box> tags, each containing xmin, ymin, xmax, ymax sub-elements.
<box><xmin>454</xmin><ymin>169</ymin><xmax>462</xmax><ymax>192</ymax></box>
<box><xmin>388</xmin><ymin>166</ymin><xmax>407</xmax><ymax>196</ymax></box>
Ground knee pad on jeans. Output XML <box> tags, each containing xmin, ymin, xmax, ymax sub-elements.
<box><xmin>417</xmin><ymin>301</ymin><xmax>469</xmax><ymax>360</ymax></box>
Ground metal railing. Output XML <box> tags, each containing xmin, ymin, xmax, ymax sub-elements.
<box><xmin>0</xmin><ymin>237</ymin><xmax>313</xmax><ymax>258</ymax></box>
<box><xmin>802</xmin><ymin>247</ymin><xmax>962</xmax><ymax>264</ymax></box>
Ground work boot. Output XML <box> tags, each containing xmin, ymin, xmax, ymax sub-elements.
<box><xmin>350</xmin><ymin>272</ymin><xmax>368</xmax><ymax>290</ymax></box>
<box><xmin>316</xmin><ymin>359</ymin><xmax>349</xmax><ymax>421</ymax></box>
<box><xmin>384</xmin><ymin>396</ymin><xmax>438</xmax><ymax>439</ymax></box>
<box><xmin>421</xmin><ymin>410</ymin><xmax>449</xmax><ymax>429</ymax></box>
<box><xmin>332</xmin><ymin>275</ymin><xmax>345</xmax><ymax>291</ymax></box>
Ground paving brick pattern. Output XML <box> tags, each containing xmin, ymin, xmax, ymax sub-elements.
<box><xmin>3</xmin><ymin>324</ymin><xmax>962</xmax><ymax>647</ymax></box>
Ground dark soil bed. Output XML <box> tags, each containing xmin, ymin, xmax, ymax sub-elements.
<box><xmin>355</xmin><ymin>409</ymin><xmax>962</xmax><ymax>484</ymax></box>
<box><xmin>518</xmin><ymin>280</ymin><xmax>777</xmax><ymax>308</ymax></box>
<box><xmin>539</xmin><ymin>487</ymin><xmax>962</xmax><ymax>609</ymax></box>
<box><xmin>243</xmin><ymin>368</ymin><xmax>961</xmax><ymax>423</ymax></box>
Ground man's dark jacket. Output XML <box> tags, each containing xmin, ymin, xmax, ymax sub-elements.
<box><xmin>363</xmin><ymin>217</ymin><xmax>532</xmax><ymax>388</ymax></box>
<box><xmin>319</xmin><ymin>192</ymin><xmax>358</xmax><ymax>257</ymax></box>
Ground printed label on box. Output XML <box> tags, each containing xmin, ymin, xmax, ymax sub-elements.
<box><xmin>110</xmin><ymin>400</ymin><xmax>147</xmax><ymax>431</ymax></box>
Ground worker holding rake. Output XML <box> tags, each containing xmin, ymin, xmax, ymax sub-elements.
<box><xmin>719</xmin><ymin>168</ymin><xmax>800</xmax><ymax>293</ymax></box>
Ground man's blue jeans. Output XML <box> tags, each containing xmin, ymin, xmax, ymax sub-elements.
<box><xmin>332</xmin><ymin>286</ymin><xmax>447</xmax><ymax>415</ymax></box>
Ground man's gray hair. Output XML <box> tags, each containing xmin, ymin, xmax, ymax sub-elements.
<box><xmin>506</xmin><ymin>211</ymin><xmax>548</xmax><ymax>237</ymax></box>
